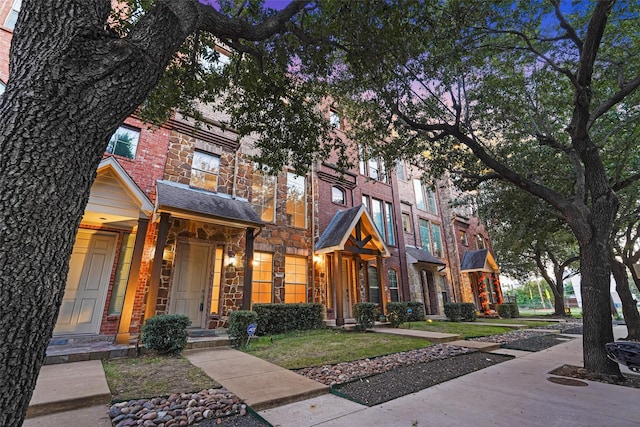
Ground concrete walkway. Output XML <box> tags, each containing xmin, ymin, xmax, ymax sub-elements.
<box><xmin>24</xmin><ymin>325</ymin><xmax>639</xmax><ymax>427</ymax></box>
<box><xmin>259</xmin><ymin>326</ymin><xmax>640</xmax><ymax>427</ymax></box>
<box><xmin>184</xmin><ymin>347</ymin><xmax>328</xmax><ymax>411</ymax></box>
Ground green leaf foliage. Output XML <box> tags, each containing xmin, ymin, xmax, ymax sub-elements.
<box><xmin>141</xmin><ymin>314</ymin><xmax>191</xmax><ymax>355</ymax></box>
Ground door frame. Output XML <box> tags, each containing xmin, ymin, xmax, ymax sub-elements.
<box><xmin>169</xmin><ymin>240</ymin><xmax>215</xmax><ymax>329</ymax></box>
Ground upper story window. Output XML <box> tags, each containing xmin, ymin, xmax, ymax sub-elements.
<box><xmin>413</xmin><ymin>179</ymin><xmax>437</xmax><ymax>214</ymax></box>
<box><xmin>402</xmin><ymin>212</ymin><xmax>412</xmax><ymax>233</ymax></box>
<box><xmin>332</xmin><ymin>186</ymin><xmax>346</xmax><ymax>205</ymax></box>
<box><xmin>190</xmin><ymin>150</ymin><xmax>220</xmax><ymax>192</ymax></box>
<box><xmin>202</xmin><ymin>45</ymin><xmax>232</xmax><ymax>73</ymax></box>
<box><xmin>3</xmin><ymin>0</ymin><xmax>20</xmax><ymax>30</ymax></box>
<box><xmin>286</xmin><ymin>172</ymin><xmax>306</xmax><ymax>228</ymax></box>
<box><xmin>106</xmin><ymin>126</ymin><xmax>140</xmax><ymax>160</ymax></box>
<box><xmin>251</xmin><ymin>165</ymin><xmax>276</xmax><ymax>222</ymax></box>
<box><xmin>395</xmin><ymin>159</ymin><xmax>406</xmax><ymax>180</ymax></box>
<box><xmin>476</xmin><ymin>234</ymin><xmax>486</xmax><ymax>249</ymax></box>
<box><xmin>359</xmin><ymin>145</ymin><xmax>387</xmax><ymax>183</ymax></box>
<box><xmin>364</xmin><ymin>195</ymin><xmax>395</xmax><ymax>246</ymax></box>
<box><xmin>329</xmin><ymin>110</ymin><xmax>341</xmax><ymax>129</ymax></box>
<box><xmin>419</xmin><ymin>219</ymin><xmax>444</xmax><ymax>258</ymax></box>
<box><xmin>460</xmin><ymin>230</ymin><xmax>468</xmax><ymax>246</ymax></box>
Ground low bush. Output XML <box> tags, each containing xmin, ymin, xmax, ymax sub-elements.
<box><xmin>444</xmin><ymin>303</ymin><xmax>477</xmax><ymax>322</ymax></box>
<box><xmin>353</xmin><ymin>302</ymin><xmax>379</xmax><ymax>331</ymax></box>
<box><xmin>141</xmin><ymin>314</ymin><xmax>191</xmax><ymax>355</ymax></box>
<box><xmin>386</xmin><ymin>302</ymin><xmax>408</xmax><ymax>328</ymax></box>
<box><xmin>496</xmin><ymin>303</ymin><xmax>520</xmax><ymax>318</ymax></box>
<box><xmin>406</xmin><ymin>301</ymin><xmax>425</xmax><ymax>322</ymax></box>
<box><xmin>228</xmin><ymin>310</ymin><xmax>258</xmax><ymax>348</ymax></box>
<box><xmin>253</xmin><ymin>303</ymin><xmax>324</xmax><ymax>335</ymax></box>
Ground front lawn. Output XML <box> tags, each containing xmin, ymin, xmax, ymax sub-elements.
<box><xmin>244</xmin><ymin>329</ymin><xmax>432</xmax><ymax>369</ymax></box>
<box><xmin>399</xmin><ymin>321</ymin><xmax>513</xmax><ymax>338</ymax></box>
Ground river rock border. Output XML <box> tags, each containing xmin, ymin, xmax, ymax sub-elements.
<box><xmin>109</xmin><ymin>387</ymin><xmax>247</xmax><ymax>427</ymax></box>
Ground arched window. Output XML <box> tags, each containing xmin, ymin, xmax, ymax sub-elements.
<box><xmin>388</xmin><ymin>269</ymin><xmax>399</xmax><ymax>302</ymax></box>
<box><xmin>332</xmin><ymin>186</ymin><xmax>346</xmax><ymax>205</ymax></box>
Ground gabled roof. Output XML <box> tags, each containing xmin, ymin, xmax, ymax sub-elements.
<box><xmin>315</xmin><ymin>205</ymin><xmax>390</xmax><ymax>258</ymax></box>
<box><xmin>460</xmin><ymin>249</ymin><xmax>500</xmax><ymax>273</ymax></box>
<box><xmin>155</xmin><ymin>180</ymin><xmax>264</xmax><ymax>228</ymax></box>
<box><xmin>405</xmin><ymin>246</ymin><xmax>446</xmax><ymax>266</ymax></box>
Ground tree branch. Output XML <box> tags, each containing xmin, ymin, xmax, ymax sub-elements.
<box><xmin>550</xmin><ymin>0</ymin><xmax>584</xmax><ymax>51</ymax></box>
<box><xmin>589</xmin><ymin>75</ymin><xmax>640</xmax><ymax>128</ymax></box>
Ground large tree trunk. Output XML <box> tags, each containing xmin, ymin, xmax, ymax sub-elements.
<box><xmin>0</xmin><ymin>4</ymin><xmax>188</xmax><ymax>425</ymax></box>
<box><xmin>552</xmin><ymin>270</ymin><xmax>566</xmax><ymax>317</ymax></box>
<box><xmin>611</xmin><ymin>258</ymin><xmax>640</xmax><ymax>340</ymax></box>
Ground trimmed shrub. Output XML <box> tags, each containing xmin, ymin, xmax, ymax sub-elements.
<box><xmin>353</xmin><ymin>302</ymin><xmax>379</xmax><ymax>331</ymax></box>
<box><xmin>444</xmin><ymin>303</ymin><xmax>477</xmax><ymax>322</ymax></box>
<box><xmin>228</xmin><ymin>310</ymin><xmax>258</xmax><ymax>348</ymax></box>
<box><xmin>386</xmin><ymin>302</ymin><xmax>408</xmax><ymax>328</ymax></box>
<box><xmin>141</xmin><ymin>314</ymin><xmax>191</xmax><ymax>355</ymax></box>
<box><xmin>406</xmin><ymin>301</ymin><xmax>425</xmax><ymax>322</ymax></box>
<box><xmin>253</xmin><ymin>303</ymin><xmax>324</xmax><ymax>335</ymax></box>
<box><xmin>496</xmin><ymin>303</ymin><xmax>520</xmax><ymax>318</ymax></box>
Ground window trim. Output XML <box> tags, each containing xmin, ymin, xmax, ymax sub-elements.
<box><xmin>331</xmin><ymin>186</ymin><xmax>346</xmax><ymax>205</ymax></box>
<box><xmin>388</xmin><ymin>269</ymin><xmax>399</xmax><ymax>302</ymax></box>
<box><xmin>251</xmin><ymin>165</ymin><xmax>276</xmax><ymax>223</ymax></box>
<box><xmin>252</xmin><ymin>251</ymin><xmax>274</xmax><ymax>305</ymax></box>
<box><xmin>284</xmin><ymin>255</ymin><xmax>308</xmax><ymax>304</ymax></box>
<box><xmin>106</xmin><ymin>125</ymin><xmax>141</xmax><ymax>160</ymax></box>
<box><xmin>329</xmin><ymin>109</ymin><xmax>341</xmax><ymax>129</ymax></box>
<box><xmin>286</xmin><ymin>172</ymin><xmax>307</xmax><ymax>228</ymax></box>
<box><xmin>190</xmin><ymin>150</ymin><xmax>221</xmax><ymax>192</ymax></box>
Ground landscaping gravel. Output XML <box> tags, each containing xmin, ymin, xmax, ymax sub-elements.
<box><xmin>502</xmin><ymin>334</ymin><xmax>573</xmax><ymax>352</ymax></box>
<box><xmin>333</xmin><ymin>352</ymin><xmax>513</xmax><ymax>406</ymax></box>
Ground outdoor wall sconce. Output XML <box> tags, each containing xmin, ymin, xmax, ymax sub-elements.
<box><xmin>228</xmin><ymin>250</ymin><xmax>236</xmax><ymax>267</ymax></box>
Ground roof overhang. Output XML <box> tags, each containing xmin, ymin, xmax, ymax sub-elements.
<box><xmin>155</xmin><ymin>180</ymin><xmax>264</xmax><ymax>229</ymax></box>
<box><xmin>460</xmin><ymin>249</ymin><xmax>500</xmax><ymax>273</ymax></box>
<box><xmin>315</xmin><ymin>205</ymin><xmax>391</xmax><ymax>259</ymax></box>
<box><xmin>405</xmin><ymin>246</ymin><xmax>446</xmax><ymax>266</ymax></box>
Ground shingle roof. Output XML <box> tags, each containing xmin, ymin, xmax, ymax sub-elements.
<box><xmin>156</xmin><ymin>180</ymin><xmax>264</xmax><ymax>227</ymax></box>
<box><xmin>460</xmin><ymin>249</ymin><xmax>499</xmax><ymax>272</ymax></box>
<box><xmin>405</xmin><ymin>246</ymin><xmax>446</xmax><ymax>265</ymax></box>
<box><xmin>315</xmin><ymin>206</ymin><xmax>362</xmax><ymax>250</ymax></box>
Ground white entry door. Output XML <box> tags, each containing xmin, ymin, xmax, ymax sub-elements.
<box><xmin>54</xmin><ymin>230</ymin><xmax>116</xmax><ymax>335</ymax></box>
<box><xmin>170</xmin><ymin>242</ymin><xmax>212</xmax><ymax>328</ymax></box>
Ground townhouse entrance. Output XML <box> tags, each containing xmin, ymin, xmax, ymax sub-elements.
<box><xmin>169</xmin><ymin>241</ymin><xmax>213</xmax><ymax>328</ymax></box>
<box><xmin>340</xmin><ymin>256</ymin><xmax>359</xmax><ymax>319</ymax></box>
<box><xmin>54</xmin><ymin>230</ymin><xmax>117</xmax><ymax>335</ymax></box>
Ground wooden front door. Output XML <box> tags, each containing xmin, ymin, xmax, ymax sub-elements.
<box><xmin>54</xmin><ymin>230</ymin><xmax>116</xmax><ymax>335</ymax></box>
<box><xmin>170</xmin><ymin>242</ymin><xmax>212</xmax><ymax>328</ymax></box>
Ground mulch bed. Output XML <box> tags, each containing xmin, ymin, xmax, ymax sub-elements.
<box><xmin>502</xmin><ymin>334</ymin><xmax>573</xmax><ymax>352</ymax></box>
<box><xmin>332</xmin><ymin>352</ymin><xmax>513</xmax><ymax>406</ymax></box>
<box><xmin>563</xmin><ymin>326</ymin><xmax>583</xmax><ymax>334</ymax></box>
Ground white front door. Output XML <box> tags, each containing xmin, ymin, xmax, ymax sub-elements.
<box><xmin>170</xmin><ymin>242</ymin><xmax>212</xmax><ymax>328</ymax></box>
<box><xmin>54</xmin><ymin>230</ymin><xmax>117</xmax><ymax>335</ymax></box>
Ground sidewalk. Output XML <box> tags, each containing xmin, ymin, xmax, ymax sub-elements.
<box><xmin>24</xmin><ymin>325</ymin><xmax>639</xmax><ymax>427</ymax></box>
<box><xmin>258</xmin><ymin>325</ymin><xmax>640</xmax><ymax>427</ymax></box>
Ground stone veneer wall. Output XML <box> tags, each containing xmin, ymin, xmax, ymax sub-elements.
<box><xmin>157</xmin><ymin>217</ymin><xmax>246</xmax><ymax>329</ymax></box>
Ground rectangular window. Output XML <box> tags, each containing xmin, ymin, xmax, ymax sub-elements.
<box><xmin>402</xmin><ymin>213</ymin><xmax>412</xmax><ymax>233</ymax></box>
<box><xmin>190</xmin><ymin>150</ymin><xmax>220</xmax><ymax>192</ymax></box>
<box><xmin>419</xmin><ymin>219</ymin><xmax>431</xmax><ymax>254</ymax></box>
<box><xmin>285</xmin><ymin>255</ymin><xmax>307</xmax><ymax>303</ymax></box>
<box><xmin>413</xmin><ymin>179</ymin><xmax>426</xmax><ymax>211</ymax></box>
<box><xmin>329</xmin><ymin>110</ymin><xmax>341</xmax><ymax>129</ymax></box>
<box><xmin>395</xmin><ymin>159</ymin><xmax>406</xmax><ymax>181</ymax></box>
<box><xmin>388</xmin><ymin>270</ymin><xmax>399</xmax><ymax>302</ymax></box>
<box><xmin>3</xmin><ymin>0</ymin><xmax>21</xmax><ymax>30</ymax></box>
<box><xmin>460</xmin><ymin>230</ymin><xmax>468</xmax><ymax>246</ymax></box>
<box><xmin>286</xmin><ymin>172</ymin><xmax>306</xmax><ymax>228</ymax></box>
<box><xmin>430</xmin><ymin>223</ymin><xmax>443</xmax><ymax>258</ymax></box>
<box><xmin>252</xmin><ymin>252</ymin><xmax>273</xmax><ymax>304</ymax></box>
<box><xmin>106</xmin><ymin>126</ymin><xmax>140</xmax><ymax>160</ymax></box>
<box><xmin>332</xmin><ymin>186</ymin><xmax>346</xmax><ymax>204</ymax></box>
<box><xmin>209</xmin><ymin>247</ymin><xmax>224</xmax><ymax>314</ymax></box>
<box><xmin>359</xmin><ymin>146</ymin><xmax>367</xmax><ymax>176</ymax></box>
<box><xmin>426</xmin><ymin>188</ymin><xmax>438</xmax><ymax>214</ymax></box>
<box><xmin>476</xmin><ymin>235</ymin><xmax>486</xmax><ymax>249</ymax></box>
<box><xmin>358</xmin><ymin>145</ymin><xmax>386</xmax><ymax>182</ymax></box>
<box><xmin>368</xmin><ymin>266</ymin><xmax>380</xmax><ymax>304</ymax></box>
<box><xmin>361</xmin><ymin>194</ymin><xmax>370</xmax><ymax>211</ymax></box>
<box><xmin>108</xmin><ymin>233</ymin><xmax>136</xmax><ymax>315</ymax></box>
<box><xmin>385</xmin><ymin>202</ymin><xmax>395</xmax><ymax>246</ymax></box>
<box><xmin>371</xmin><ymin>198</ymin><xmax>384</xmax><ymax>239</ymax></box>
<box><xmin>251</xmin><ymin>166</ymin><xmax>276</xmax><ymax>222</ymax></box>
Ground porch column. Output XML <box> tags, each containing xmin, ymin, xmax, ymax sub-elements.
<box><xmin>242</xmin><ymin>227</ymin><xmax>255</xmax><ymax>310</ymax></box>
<box><xmin>144</xmin><ymin>212</ymin><xmax>170</xmax><ymax>322</ymax></box>
<box><xmin>335</xmin><ymin>251</ymin><xmax>344</xmax><ymax>326</ymax></box>
<box><xmin>115</xmin><ymin>218</ymin><xmax>149</xmax><ymax>344</ymax></box>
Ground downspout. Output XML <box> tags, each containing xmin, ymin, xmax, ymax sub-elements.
<box><xmin>310</xmin><ymin>162</ymin><xmax>316</xmax><ymax>304</ymax></box>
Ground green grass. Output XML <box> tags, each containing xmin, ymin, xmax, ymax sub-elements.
<box><xmin>244</xmin><ymin>329</ymin><xmax>432</xmax><ymax>369</ymax></box>
<box><xmin>470</xmin><ymin>318</ymin><xmax>557</xmax><ymax>328</ymax></box>
<box><xmin>399</xmin><ymin>320</ymin><xmax>513</xmax><ymax>338</ymax></box>
<box><xmin>103</xmin><ymin>355</ymin><xmax>219</xmax><ymax>401</ymax></box>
